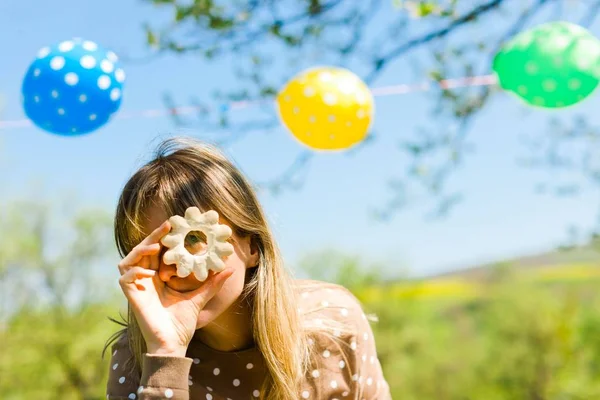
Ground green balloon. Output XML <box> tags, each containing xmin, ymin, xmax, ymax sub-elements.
<box><xmin>493</xmin><ymin>21</ymin><xmax>600</xmax><ymax>108</ymax></box>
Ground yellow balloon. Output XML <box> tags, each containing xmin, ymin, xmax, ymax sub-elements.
<box><xmin>276</xmin><ymin>67</ymin><xmax>375</xmax><ymax>151</ymax></box>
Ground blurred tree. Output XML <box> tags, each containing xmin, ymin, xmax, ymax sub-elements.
<box><xmin>137</xmin><ymin>0</ymin><xmax>600</xmax><ymax>234</ymax></box>
<box><xmin>0</xmin><ymin>198</ymin><xmax>119</xmax><ymax>399</ymax></box>
<box><xmin>297</xmin><ymin>249</ymin><xmax>386</xmax><ymax>291</ymax></box>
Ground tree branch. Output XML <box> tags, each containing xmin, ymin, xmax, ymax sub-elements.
<box><xmin>365</xmin><ymin>0</ymin><xmax>507</xmax><ymax>83</ymax></box>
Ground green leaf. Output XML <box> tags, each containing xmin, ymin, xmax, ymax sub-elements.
<box><xmin>175</xmin><ymin>7</ymin><xmax>188</xmax><ymax>22</ymax></box>
<box><xmin>416</xmin><ymin>2</ymin><xmax>437</xmax><ymax>17</ymax></box>
<box><xmin>208</xmin><ymin>16</ymin><xmax>234</xmax><ymax>30</ymax></box>
<box><xmin>146</xmin><ymin>28</ymin><xmax>159</xmax><ymax>48</ymax></box>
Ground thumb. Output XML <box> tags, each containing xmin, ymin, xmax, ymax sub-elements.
<box><xmin>188</xmin><ymin>268</ymin><xmax>235</xmax><ymax>310</ymax></box>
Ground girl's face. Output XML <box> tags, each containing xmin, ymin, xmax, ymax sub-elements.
<box><xmin>143</xmin><ymin>206</ymin><xmax>258</xmax><ymax>329</ymax></box>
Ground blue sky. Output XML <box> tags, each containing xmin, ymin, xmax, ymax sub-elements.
<box><xmin>2</xmin><ymin>0</ymin><xmax>600</xmax><ymax>278</ymax></box>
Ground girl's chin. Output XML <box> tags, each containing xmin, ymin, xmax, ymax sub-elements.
<box><xmin>166</xmin><ymin>279</ymin><xmax>203</xmax><ymax>293</ymax></box>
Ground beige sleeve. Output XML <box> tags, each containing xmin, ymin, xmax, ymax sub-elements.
<box><xmin>106</xmin><ymin>336</ymin><xmax>193</xmax><ymax>400</ymax></box>
<box><xmin>301</xmin><ymin>288</ymin><xmax>392</xmax><ymax>399</ymax></box>
<box><xmin>345</xmin><ymin>311</ymin><xmax>392</xmax><ymax>400</ymax></box>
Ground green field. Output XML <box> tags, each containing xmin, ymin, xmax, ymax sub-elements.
<box><xmin>3</xmin><ymin>258</ymin><xmax>600</xmax><ymax>399</ymax></box>
<box><xmin>357</xmin><ymin>263</ymin><xmax>600</xmax><ymax>302</ymax></box>
<box><xmin>360</xmin><ymin>262</ymin><xmax>600</xmax><ymax>399</ymax></box>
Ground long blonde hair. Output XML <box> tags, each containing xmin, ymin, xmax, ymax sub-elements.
<box><xmin>103</xmin><ymin>137</ymin><xmax>360</xmax><ymax>399</ymax></box>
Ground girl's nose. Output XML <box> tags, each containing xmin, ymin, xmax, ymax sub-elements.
<box><xmin>158</xmin><ymin>261</ymin><xmax>179</xmax><ymax>282</ymax></box>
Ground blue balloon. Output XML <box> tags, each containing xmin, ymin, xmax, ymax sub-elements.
<box><xmin>21</xmin><ymin>38</ymin><xmax>125</xmax><ymax>136</ymax></box>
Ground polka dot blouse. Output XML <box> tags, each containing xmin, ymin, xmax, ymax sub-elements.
<box><xmin>106</xmin><ymin>280</ymin><xmax>391</xmax><ymax>399</ymax></box>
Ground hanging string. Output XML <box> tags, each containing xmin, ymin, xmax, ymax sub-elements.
<box><xmin>0</xmin><ymin>74</ymin><xmax>498</xmax><ymax>130</ymax></box>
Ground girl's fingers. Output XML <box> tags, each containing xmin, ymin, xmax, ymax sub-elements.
<box><xmin>149</xmin><ymin>245</ymin><xmax>161</xmax><ymax>271</ymax></box>
<box><xmin>119</xmin><ymin>266</ymin><xmax>156</xmax><ymax>287</ymax></box>
<box><xmin>188</xmin><ymin>268</ymin><xmax>235</xmax><ymax>309</ymax></box>
<box><xmin>118</xmin><ymin>243</ymin><xmax>161</xmax><ymax>274</ymax></box>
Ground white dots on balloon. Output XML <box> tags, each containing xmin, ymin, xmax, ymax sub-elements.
<box><xmin>101</xmin><ymin>60</ymin><xmax>114</xmax><ymax>73</ymax></box>
<box><xmin>356</xmin><ymin>109</ymin><xmax>366</xmax><ymax>119</ymax></box>
<box><xmin>319</xmin><ymin>71</ymin><xmax>333</xmax><ymax>82</ymax></box>
<box><xmin>303</xmin><ymin>86</ymin><xmax>315</xmax><ymax>97</ymax></box>
<box><xmin>525</xmin><ymin>61</ymin><xmax>538</xmax><ymax>75</ymax></box>
<box><xmin>110</xmin><ymin>88</ymin><xmax>122</xmax><ymax>101</ymax></box>
<box><xmin>542</xmin><ymin>79</ymin><xmax>557</xmax><ymax>92</ymax></box>
<box><xmin>50</xmin><ymin>56</ymin><xmax>66</xmax><ymax>71</ymax></box>
<box><xmin>323</xmin><ymin>93</ymin><xmax>337</xmax><ymax>105</ymax></box>
<box><xmin>58</xmin><ymin>41</ymin><xmax>75</xmax><ymax>52</ymax></box>
<box><xmin>568</xmin><ymin>79</ymin><xmax>582</xmax><ymax>90</ymax></box>
<box><xmin>577</xmin><ymin>56</ymin><xmax>593</xmax><ymax>70</ymax></box>
<box><xmin>338</xmin><ymin>79</ymin><xmax>356</xmax><ymax>94</ymax></box>
<box><xmin>107</xmin><ymin>51</ymin><xmax>119</xmax><ymax>63</ymax></box>
<box><xmin>38</xmin><ymin>47</ymin><xmax>51</xmax><ymax>59</ymax></box>
<box><xmin>356</xmin><ymin>91</ymin><xmax>368</xmax><ymax>104</ymax></box>
<box><xmin>83</xmin><ymin>41</ymin><xmax>98</xmax><ymax>51</ymax></box>
<box><xmin>554</xmin><ymin>35</ymin><xmax>570</xmax><ymax>50</ymax></box>
<box><xmin>533</xmin><ymin>96</ymin><xmax>545</xmax><ymax>106</ymax></box>
<box><xmin>24</xmin><ymin>39</ymin><xmax>126</xmax><ymax>136</ymax></box>
<box><xmin>80</xmin><ymin>55</ymin><xmax>97</xmax><ymax>69</ymax></box>
<box><xmin>98</xmin><ymin>75</ymin><xmax>111</xmax><ymax>90</ymax></box>
<box><xmin>115</xmin><ymin>69</ymin><xmax>126</xmax><ymax>83</ymax></box>
<box><xmin>65</xmin><ymin>72</ymin><xmax>79</xmax><ymax>86</ymax></box>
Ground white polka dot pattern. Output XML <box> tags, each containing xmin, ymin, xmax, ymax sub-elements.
<box><xmin>22</xmin><ymin>38</ymin><xmax>125</xmax><ymax>136</ymax></box>
<box><xmin>105</xmin><ymin>281</ymin><xmax>390</xmax><ymax>400</ymax></box>
<box><xmin>297</xmin><ymin>283</ymin><xmax>391</xmax><ymax>399</ymax></box>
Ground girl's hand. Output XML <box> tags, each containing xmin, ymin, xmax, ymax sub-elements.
<box><xmin>117</xmin><ymin>220</ymin><xmax>233</xmax><ymax>356</ymax></box>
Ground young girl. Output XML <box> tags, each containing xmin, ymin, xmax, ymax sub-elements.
<box><xmin>103</xmin><ymin>137</ymin><xmax>391</xmax><ymax>400</ymax></box>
